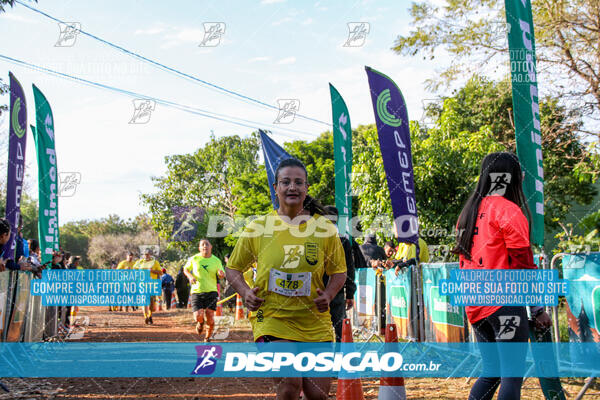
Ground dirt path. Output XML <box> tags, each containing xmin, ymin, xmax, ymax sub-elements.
<box><xmin>1</xmin><ymin>306</ymin><xmax>598</xmax><ymax>399</ymax></box>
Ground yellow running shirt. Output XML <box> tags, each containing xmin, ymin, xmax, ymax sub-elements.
<box><xmin>184</xmin><ymin>254</ymin><xmax>224</xmax><ymax>294</ymax></box>
<box><xmin>394</xmin><ymin>238</ymin><xmax>430</xmax><ymax>263</ymax></box>
<box><xmin>227</xmin><ymin>211</ymin><xmax>346</xmax><ymax>342</ymax></box>
<box><xmin>134</xmin><ymin>258</ymin><xmax>162</xmax><ymax>279</ymax></box>
<box><xmin>116</xmin><ymin>260</ymin><xmax>136</xmax><ymax>269</ymax></box>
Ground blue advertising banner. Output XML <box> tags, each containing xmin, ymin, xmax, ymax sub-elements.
<box><xmin>365</xmin><ymin>66</ymin><xmax>418</xmax><ymax>244</ymax></box>
<box><xmin>563</xmin><ymin>252</ymin><xmax>600</xmax><ymax>343</ymax></box>
<box><xmin>0</xmin><ymin>342</ymin><xmax>598</xmax><ymax>378</ymax></box>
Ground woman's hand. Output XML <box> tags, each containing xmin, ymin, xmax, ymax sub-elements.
<box><xmin>314</xmin><ymin>288</ymin><xmax>332</xmax><ymax>313</ymax></box>
<box><xmin>243</xmin><ymin>287</ymin><xmax>264</xmax><ymax>311</ymax></box>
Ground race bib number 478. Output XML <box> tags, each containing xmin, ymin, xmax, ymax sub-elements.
<box><xmin>269</xmin><ymin>269</ymin><xmax>311</xmax><ymax>297</ymax></box>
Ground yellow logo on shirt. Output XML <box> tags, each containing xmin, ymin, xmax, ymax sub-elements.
<box><xmin>281</xmin><ymin>245</ymin><xmax>304</xmax><ymax>269</ymax></box>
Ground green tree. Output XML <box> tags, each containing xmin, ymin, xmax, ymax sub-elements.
<box><xmin>284</xmin><ymin>131</ymin><xmax>336</xmax><ymax>206</ymax></box>
<box><xmin>353</xmin><ymin>115</ymin><xmax>502</xmax><ymax>246</ymax></box>
<box><xmin>393</xmin><ymin>0</ymin><xmax>600</xmax><ymax>127</ymax></box>
<box><xmin>141</xmin><ymin>132</ymin><xmax>262</xmax><ymax>255</ymax></box>
<box><xmin>425</xmin><ymin>76</ymin><xmax>598</xmax><ymax>228</ymax></box>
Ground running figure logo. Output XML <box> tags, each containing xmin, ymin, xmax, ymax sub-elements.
<box><xmin>281</xmin><ymin>245</ymin><xmax>304</xmax><ymax>269</ymax></box>
<box><xmin>487</xmin><ymin>172</ymin><xmax>511</xmax><ymax>196</ymax></box>
<box><xmin>274</xmin><ymin>99</ymin><xmax>300</xmax><ymax>124</ymax></box>
<box><xmin>191</xmin><ymin>345</ymin><xmax>222</xmax><ymax>375</ymax></box>
<box><xmin>129</xmin><ymin>99</ymin><xmax>156</xmax><ymax>124</ymax></box>
<box><xmin>343</xmin><ymin>22</ymin><xmax>370</xmax><ymax>47</ymax></box>
<box><xmin>55</xmin><ymin>22</ymin><xmax>81</xmax><ymax>47</ymax></box>
<box><xmin>199</xmin><ymin>22</ymin><xmax>226</xmax><ymax>47</ymax></box>
<box><xmin>496</xmin><ymin>315</ymin><xmax>520</xmax><ymax>340</ymax></box>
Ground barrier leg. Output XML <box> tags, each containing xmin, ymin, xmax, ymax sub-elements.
<box><xmin>575</xmin><ymin>377</ymin><xmax>596</xmax><ymax>400</ymax></box>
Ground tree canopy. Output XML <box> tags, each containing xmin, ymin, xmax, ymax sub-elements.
<box><xmin>393</xmin><ymin>0</ymin><xmax>600</xmax><ymax>130</ymax></box>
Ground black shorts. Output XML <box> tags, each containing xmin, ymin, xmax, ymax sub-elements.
<box><xmin>191</xmin><ymin>292</ymin><xmax>218</xmax><ymax>312</ymax></box>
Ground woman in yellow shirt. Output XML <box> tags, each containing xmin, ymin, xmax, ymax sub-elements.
<box><xmin>226</xmin><ymin>158</ymin><xmax>346</xmax><ymax>400</ymax></box>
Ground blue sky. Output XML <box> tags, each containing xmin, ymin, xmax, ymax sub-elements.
<box><xmin>0</xmin><ymin>0</ymin><xmax>445</xmax><ymax>223</ymax></box>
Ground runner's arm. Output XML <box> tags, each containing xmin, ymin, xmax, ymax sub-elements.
<box><xmin>225</xmin><ymin>267</ymin><xmax>263</xmax><ymax>310</ymax></box>
<box><xmin>183</xmin><ymin>268</ymin><xmax>196</xmax><ymax>284</ymax></box>
<box><xmin>314</xmin><ymin>272</ymin><xmax>346</xmax><ymax>313</ymax></box>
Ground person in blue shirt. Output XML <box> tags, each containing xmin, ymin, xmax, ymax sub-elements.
<box><xmin>0</xmin><ymin>218</ymin><xmax>32</xmax><ymax>271</ymax></box>
<box><xmin>161</xmin><ymin>268</ymin><xmax>175</xmax><ymax>310</ymax></box>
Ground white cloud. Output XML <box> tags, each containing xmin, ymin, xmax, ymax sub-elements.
<box><xmin>271</xmin><ymin>17</ymin><xmax>292</xmax><ymax>26</ymax></box>
<box><xmin>249</xmin><ymin>56</ymin><xmax>270</xmax><ymax>63</ymax></box>
<box><xmin>167</xmin><ymin>28</ymin><xmax>205</xmax><ymax>43</ymax></box>
<box><xmin>261</xmin><ymin>0</ymin><xmax>285</xmax><ymax>4</ymax></box>
<box><xmin>134</xmin><ymin>27</ymin><xmax>166</xmax><ymax>36</ymax></box>
<box><xmin>0</xmin><ymin>13</ymin><xmax>36</xmax><ymax>24</ymax></box>
<box><xmin>277</xmin><ymin>56</ymin><xmax>296</xmax><ymax>65</ymax></box>
<box><xmin>301</xmin><ymin>18</ymin><xmax>314</xmax><ymax>25</ymax></box>
<box><xmin>573</xmin><ymin>274</ymin><xmax>600</xmax><ymax>282</ymax></box>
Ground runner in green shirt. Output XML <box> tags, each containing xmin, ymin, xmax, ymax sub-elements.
<box><xmin>183</xmin><ymin>239</ymin><xmax>225</xmax><ymax>341</ymax></box>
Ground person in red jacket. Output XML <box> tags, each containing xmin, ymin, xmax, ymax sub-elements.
<box><xmin>453</xmin><ymin>152</ymin><xmax>551</xmax><ymax>400</ymax></box>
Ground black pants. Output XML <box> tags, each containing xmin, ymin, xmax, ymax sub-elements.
<box><xmin>163</xmin><ymin>290</ymin><xmax>173</xmax><ymax>310</ymax></box>
<box><xmin>469</xmin><ymin>306</ymin><xmax>529</xmax><ymax>400</ymax></box>
<box><xmin>176</xmin><ymin>290</ymin><xmax>189</xmax><ymax>308</ymax></box>
<box><xmin>330</xmin><ymin>293</ymin><xmax>347</xmax><ymax>342</ymax></box>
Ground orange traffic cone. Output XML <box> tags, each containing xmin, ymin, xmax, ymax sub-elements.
<box><xmin>215</xmin><ymin>301</ymin><xmax>223</xmax><ymax>317</ymax></box>
<box><xmin>170</xmin><ymin>295</ymin><xmax>177</xmax><ymax>309</ymax></box>
<box><xmin>235</xmin><ymin>294</ymin><xmax>245</xmax><ymax>320</ymax></box>
<box><xmin>336</xmin><ymin>319</ymin><xmax>365</xmax><ymax>400</ymax></box>
<box><xmin>378</xmin><ymin>323</ymin><xmax>405</xmax><ymax>399</ymax></box>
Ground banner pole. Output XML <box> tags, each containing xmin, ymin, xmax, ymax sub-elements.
<box><xmin>549</xmin><ymin>253</ymin><xmax>564</xmax><ymax>344</ymax></box>
<box><xmin>414</xmin><ymin>261</ymin><xmax>425</xmax><ymax>342</ymax></box>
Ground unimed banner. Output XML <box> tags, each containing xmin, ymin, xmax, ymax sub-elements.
<box><xmin>329</xmin><ymin>84</ymin><xmax>352</xmax><ymax>240</ymax></box>
<box><xmin>421</xmin><ymin>263</ymin><xmax>466</xmax><ymax>342</ymax></box>
<box><xmin>2</xmin><ymin>72</ymin><xmax>27</xmax><ymax>259</ymax></box>
<box><xmin>563</xmin><ymin>252</ymin><xmax>600</xmax><ymax>343</ymax></box>
<box><xmin>5</xmin><ymin>272</ymin><xmax>31</xmax><ymax>342</ymax></box>
<box><xmin>385</xmin><ymin>267</ymin><xmax>415</xmax><ymax>340</ymax></box>
<box><xmin>0</xmin><ymin>272</ymin><xmax>10</xmax><ymax>339</ymax></box>
<box><xmin>505</xmin><ymin>0</ymin><xmax>544</xmax><ymax>246</ymax></box>
<box><xmin>354</xmin><ymin>268</ymin><xmax>377</xmax><ymax>328</ymax></box>
<box><xmin>32</xmin><ymin>85</ymin><xmax>60</xmax><ymax>264</ymax></box>
<box><xmin>365</xmin><ymin>66</ymin><xmax>418</xmax><ymax>244</ymax></box>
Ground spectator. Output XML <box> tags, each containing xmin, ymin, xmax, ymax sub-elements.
<box><xmin>60</xmin><ymin>251</ymin><xmax>71</xmax><ymax>269</ymax></box>
<box><xmin>385</xmin><ymin>237</ymin><xmax>431</xmax><ymax>275</ymax></box>
<box><xmin>0</xmin><ymin>218</ymin><xmax>32</xmax><ymax>271</ymax></box>
<box><xmin>383</xmin><ymin>241</ymin><xmax>396</xmax><ymax>259</ymax></box>
<box><xmin>28</xmin><ymin>239</ymin><xmax>41</xmax><ymax>267</ymax></box>
<box><xmin>324</xmin><ymin>205</ymin><xmax>356</xmax><ymax>342</ymax></box>
<box><xmin>175</xmin><ymin>266</ymin><xmax>190</xmax><ymax>309</ymax></box>
<box><xmin>359</xmin><ymin>234</ymin><xmax>387</xmax><ymax>269</ymax></box>
<box><xmin>67</xmin><ymin>256</ymin><xmax>82</xmax><ymax>269</ymax></box>
<box><xmin>161</xmin><ymin>268</ymin><xmax>175</xmax><ymax>310</ymax></box>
